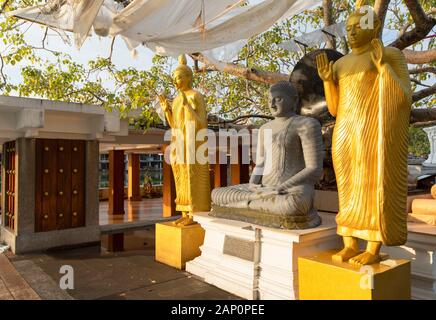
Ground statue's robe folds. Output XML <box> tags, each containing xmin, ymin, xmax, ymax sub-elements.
<box><xmin>325</xmin><ymin>48</ymin><xmax>412</xmax><ymax>245</ymax></box>
<box><xmin>166</xmin><ymin>91</ymin><xmax>211</xmax><ymax>213</ymax></box>
<box><xmin>211</xmin><ymin>116</ymin><xmax>324</xmax><ymax>229</ymax></box>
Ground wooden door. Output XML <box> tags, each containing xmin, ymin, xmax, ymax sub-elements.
<box><xmin>4</xmin><ymin>141</ymin><xmax>16</xmax><ymax>231</ymax></box>
<box><xmin>35</xmin><ymin>139</ymin><xmax>86</xmax><ymax>232</ymax></box>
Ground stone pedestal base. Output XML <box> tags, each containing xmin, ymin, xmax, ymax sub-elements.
<box><xmin>299</xmin><ymin>251</ymin><xmax>411</xmax><ymax>300</ymax></box>
<box><xmin>186</xmin><ymin>212</ymin><xmax>341</xmax><ymax>300</ymax></box>
<box><xmin>382</xmin><ymin>223</ymin><xmax>436</xmax><ymax>300</ymax></box>
<box><xmin>155</xmin><ymin>222</ymin><xmax>205</xmax><ymax>270</ymax></box>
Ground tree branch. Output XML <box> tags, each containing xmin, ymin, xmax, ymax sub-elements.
<box><xmin>390</xmin><ymin>0</ymin><xmax>436</xmax><ymax>49</ymax></box>
<box><xmin>374</xmin><ymin>0</ymin><xmax>390</xmax><ymax>32</ymax></box>
<box><xmin>403</xmin><ymin>48</ymin><xmax>436</xmax><ymax>64</ymax></box>
<box><xmin>413</xmin><ymin>85</ymin><xmax>436</xmax><ymax>102</ymax></box>
<box><xmin>412</xmin><ymin>120</ymin><xmax>436</xmax><ymax>128</ymax></box>
<box><xmin>0</xmin><ymin>54</ymin><xmax>6</xmax><ymax>84</ymax></box>
<box><xmin>322</xmin><ymin>0</ymin><xmax>336</xmax><ymax>49</ymax></box>
<box><xmin>42</xmin><ymin>27</ymin><xmax>48</xmax><ymax>48</ymax></box>
<box><xmin>107</xmin><ymin>36</ymin><xmax>116</xmax><ymax>61</ymax></box>
<box><xmin>409</xmin><ymin>67</ymin><xmax>436</xmax><ymax>75</ymax></box>
<box><xmin>411</xmin><ymin>78</ymin><xmax>431</xmax><ymax>88</ymax></box>
<box><xmin>209</xmin><ymin>114</ymin><xmax>273</xmax><ymax>125</ymax></box>
<box><xmin>190</xmin><ymin>53</ymin><xmax>288</xmax><ymax>85</ymax></box>
<box><xmin>0</xmin><ymin>0</ymin><xmax>10</xmax><ymax>14</ymax></box>
<box><xmin>410</xmin><ymin>107</ymin><xmax>436</xmax><ymax>124</ymax></box>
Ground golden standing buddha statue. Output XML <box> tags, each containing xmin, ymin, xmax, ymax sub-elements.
<box><xmin>159</xmin><ymin>55</ymin><xmax>211</xmax><ymax>226</ymax></box>
<box><xmin>316</xmin><ymin>1</ymin><xmax>412</xmax><ymax>265</ymax></box>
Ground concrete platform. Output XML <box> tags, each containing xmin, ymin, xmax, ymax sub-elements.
<box><xmin>4</xmin><ymin>226</ymin><xmax>238</xmax><ymax>300</ymax></box>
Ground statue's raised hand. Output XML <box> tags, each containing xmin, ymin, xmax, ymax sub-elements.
<box><xmin>316</xmin><ymin>52</ymin><xmax>334</xmax><ymax>82</ymax></box>
<box><xmin>370</xmin><ymin>39</ymin><xmax>385</xmax><ymax>73</ymax></box>
<box><xmin>158</xmin><ymin>94</ymin><xmax>169</xmax><ymax>112</ymax></box>
<box><xmin>180</xmin><ymin>90</ymin><xmax>189</xmax><ymax>106</ymax></box>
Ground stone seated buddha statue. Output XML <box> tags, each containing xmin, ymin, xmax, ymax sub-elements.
<box><xmin>211</xmin><ymin>81</ymin><xmax>324</xmax><ymax>229</ymax></box>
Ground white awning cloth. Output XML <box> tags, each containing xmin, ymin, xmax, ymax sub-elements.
<box><xmin>8</xmin><ymin>0</ymin><xmax>321</xmax><ymax>57</ymax></box>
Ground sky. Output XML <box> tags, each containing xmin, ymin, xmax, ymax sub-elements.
<box><xmin>2</xmin><ymin>23</ymin><xmax>156</xmax><ymax>86</ymax></box>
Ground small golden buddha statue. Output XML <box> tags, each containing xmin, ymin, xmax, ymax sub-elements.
<box><xmin>159</xmin><ymin>55</ymin><xmax>211</xmax><ymax>226</ymax></box>
<box><xmin>316</xmin><ymin>1</ymin><xmax>412</xmax><ymax>265</ymax></box>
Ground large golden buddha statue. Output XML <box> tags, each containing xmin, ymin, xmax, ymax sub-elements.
<box><xmin>316</xmin><ymin>1</ymin><xmax>412</xmax><ymax>265</ymax></box>
<box><xmin>159</xmin><ymin>55</ymin><xmax>211</xmax><ymax>226</ymax></box>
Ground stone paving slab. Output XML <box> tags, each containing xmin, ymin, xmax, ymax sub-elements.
<box><xmin>0</xmin><ymin>254</ymin><xmax>40</xmax><ymax>300</ymax></box>
<box><xmin>12</xmin><ymin>260</ymin><xmax>73</xmax><ymax>300</ymax></box>
<box><xmin>99</xmin><ymin>275</ymin><xmax>241</xmax><ymax>300</ymax></box>
<box><xmin>5</xmin><ymin>228</ymin><xmax>239</xmax><ymax>300</ymax></box>
<box><xmin>0</xmin><ymin>278</ymin><xmax>14</xmax><ymax>300</ymax></box>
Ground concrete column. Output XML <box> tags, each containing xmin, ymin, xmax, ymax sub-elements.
<box><xmin>16</xmin><ymin>138</ymin><xmax>36</xmax><ymax>236</ymax></box>
<box><xmin>108</xmin><ymin>150</ymin><xmax>125</xmax><ymax>215</ymax></box>
<box><xmin>162</xmin><ymin>145</ymin><xmax>177</xmax><ymax>218</ymax></box>
<box><xmin>107</xmin><ymin>233</ymin><xmax>124</xmax><ymax>252</ymax></box>
<box><xmin>128</xmin><ymin>153</ymin><xmax>142</xmax><ymax>201</ymax></box>
<box><xmin>85</xmin><ymin>140</ymin><xmax>100</xmax><ymax>227</ymax></box>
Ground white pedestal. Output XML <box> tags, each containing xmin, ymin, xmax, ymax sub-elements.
<box><xmin>382</xmin><ymin>222</ymin><xmax>436</xmax><ymax>300</ymax></box>
<box><xmin>423</xmin><ymin>126</ymin><xmax>436</xmax><ymax>168</ymax></box>
<box><xmin>186</xmin><ymin>212</ymin><xmax>341</xmax><ymax>300</ymax></box>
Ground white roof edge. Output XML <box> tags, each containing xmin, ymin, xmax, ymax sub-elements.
<box><xmin>0</xmin><ymin>95</ymin><xmax>144</xmax><ymax>119</ymax></box>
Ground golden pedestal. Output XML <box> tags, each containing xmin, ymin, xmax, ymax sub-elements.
<box><xmin>298</xmin><ymin>250</ymin><xmax>411</xmax><ymax>300</ymax></box>
<box><xmin>155</xmin><ymin>222</ymin><xmax>205</xmax><ymax>270</ymax></box>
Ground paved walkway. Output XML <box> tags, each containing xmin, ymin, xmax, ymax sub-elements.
<box><xmin>0</xmin><ymin>254</ymin><xmax>40</xmax><ymax>300</ymax></box>
<box><xmin>2</xmin><ymin>226</ymin><xmax>238</xmax><ymax>300</ymax></box>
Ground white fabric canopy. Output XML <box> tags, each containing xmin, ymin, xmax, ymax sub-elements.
<box><xmin>124</xmin><ymin>0</ymin><xmax>321</xmax><ymax>55</ymax></box>
<box><xmin>8</xmin><ymin>0</ymin><xmax>321</xmax><ymax>57</ymax></box>
<box><xmin>279</xmin><ymin>21</ymin><xmax>347</xmax><ymax>53</ymax></box>
<box><xmin>7</xmin><ymin>0</ymin><xmax>106</xmax><ymax>47</ymax></box>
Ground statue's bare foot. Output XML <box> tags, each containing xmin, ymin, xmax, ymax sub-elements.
<box><xmin>177</xmin><ymin>217</ymin><xmax>197</xmax><ymax>227</ymax></box>
<box><xmin>332</xmin><ymin>247</ymin><xmax>360</xmax><ymax>263</ymax></box>
<box><xmin>172</xmin><ymin>216</ymin><xmax>187</xmax><ymax>226</ymax></box>
<box><xmin>349</xmin><ymin>251</ymin><xmax>381</xmax><ymax>266</ymax></box>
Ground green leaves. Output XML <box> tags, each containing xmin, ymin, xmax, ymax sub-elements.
<box><xmin>409</xmin><ymin>126</ymin><xmax>430</xmax><ymax>157</ymax></box>
<box><xmin>0</xmin><ymin>0</ymin><xmax>433</xmax><ymax>132</ymax></box>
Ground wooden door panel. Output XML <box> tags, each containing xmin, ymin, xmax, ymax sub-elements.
<box><xmin>4</xmin><ymin>141</ymin><xmax>16</xmax><ymax>231</ymax></box>
<box><xmin>35</xmin><ymin>139</ymin><xmax>86</xmax><ymax>232</ymax></box>
<box><xmin>71</xmin><ymin>140</ymin><xmax>85</xmax><ymax>228</ymax></box>
<box><xmin>56</xmin><ymin>140</ymin><xmax>72</xmax><ymax>230</ymax></box>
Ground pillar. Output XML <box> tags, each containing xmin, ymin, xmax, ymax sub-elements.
<box><xmin>128</xmin><ymin>153</ymin><xmax>142</xmax><ymax>201</ymax></box>
<box><xmin>162</xmin><ymin>145</ymin><xmax>178</xmax><ymax>218</ymax></box>
<box><xmin>108</xmin><ymin>150</ymin><xmax>125</xmax><ymax>215</ymax></box>
<box><xmin>107</xmin><ymin>233</ymin><xmax>124</xmax><ymax>252</ymax></box>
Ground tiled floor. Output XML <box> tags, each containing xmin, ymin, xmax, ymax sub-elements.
<box><xmin>99</xmin><ymin>198</ymin><xmax>168</xmax><ymax>226</ymax></box>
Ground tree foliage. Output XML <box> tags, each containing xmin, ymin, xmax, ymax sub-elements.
<box><xmin>0</xmin><ymin>0</ymin><xmax>434</xmax><ymax>131</ymax></box>
<box><xmin>409</xmin><ymin>126</ymin><xmax>431</xmax><ymax>157</ymax></box>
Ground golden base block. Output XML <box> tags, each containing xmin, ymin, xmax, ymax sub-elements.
<box><xmin>298</xmin><ymin>250</ymin><xmax>411</xmax><ymax>300</ymax></box>
<box><xmin>155</xmin><ymin>222</ymin><xmax>205</xmax><ymax>270</ymax></box>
